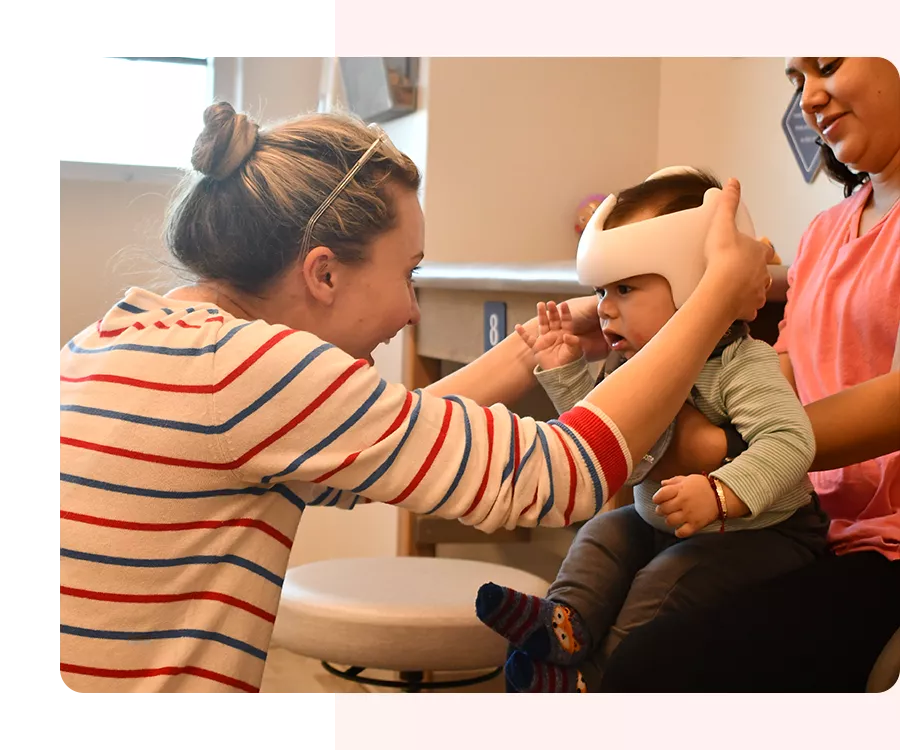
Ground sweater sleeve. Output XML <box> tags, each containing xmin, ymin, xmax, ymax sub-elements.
<box><xmin>210</xmin><ymin>321</ymin><xmax>632</xmax><ymax>532</ymax></box>
<box><xmin>710</xmin><ymin>338</ymin><xmax>816</xmax><ymax>517</ymax></box>
<box><xmin>533</xmin><ymin>356</ymin><xmax>597</xmax><ymax>415</ymax></box>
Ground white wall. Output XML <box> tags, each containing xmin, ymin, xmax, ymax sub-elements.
<box><xmin>656</xmin><ymin>57</ymin><xmax>843</xmax><ymax>263</ymax></box>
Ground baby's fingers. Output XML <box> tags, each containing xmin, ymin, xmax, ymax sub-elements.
<box><xmin>515</xmin><ymin>323</ymin><xmax>537</xmax><ymax>350</ymax></box>
<box><xmin>558</xmin><ymin>301</ymin><xmax>576</xmax><ymax>332</ymax></box>
<box><xmin>652</xmin><ymin>484</ymin><xmax>679</xmax><ymax>504</ymax></box>
<box><xmin>537</xmin><ymin>302</ymin><xmax>550</xmax><ymax>337</ymax></box>
<box><xmin>546</xmin><ymin>301</ymin><xmax>561</xmax><ymax>331</ymax></box>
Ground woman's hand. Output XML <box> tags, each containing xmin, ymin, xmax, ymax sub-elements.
<box><xmin>703</xmin><ymin>179</ymin><xmax>773</xmax><ymax>321</ymax></box>
<box><xmin>561</xmin><ymin>294</ymin><xmax>609</xmax><ymax>362</ymax></box>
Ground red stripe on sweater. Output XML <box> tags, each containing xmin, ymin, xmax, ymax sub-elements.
<box><xmin>60</xmin><ymin>510</ymin><xmax>292</xmax><ymax>549</ymax></box>
<box><xmin>311</xmin><ymin>391</ymin><xmax>414</xmax><ymax>484</ymax></box>
<box><xmin>60</xmin><ymin>662</ymin><xmax>258</xmax><ymax>692</ymax></box>
<box><xmin>558</xmin><ymin>406</ymin><xmax>628</xmax><ymax>498</ymax></box>
<box><xmin>550</xmin><ymin>425</ymin><xmax>579</xmax><ymax>526</ymax></box>
<box><xmin>60</xmin><ymin>586</ymin><xmax>276</xmax><ymax>624</ymax></box>
<box><xmin>60</xmin><ymin>359</ymin><xmax>367</xmax><ymax>470</ymax></box>
<box><xmin>386</xmin><ymin>398</ymin><xmax>453</xmax><ymax>505</ymax></box>
<box><xmin>464</xmin><ymin>408</ymin><xmax>495</xmax><ymax>517</ymax></box>
<box><xmin>61</xmin><ymin>329</ymin><xmax>296</xmax><ymax>392</ymax></box>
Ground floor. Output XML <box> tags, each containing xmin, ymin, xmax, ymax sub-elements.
<box><xmin>260</xmin><ymin>647</ymin><xmax>506</xmax><ymax>693</ymax></box>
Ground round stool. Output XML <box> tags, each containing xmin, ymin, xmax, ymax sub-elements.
<box><xmin>271</xmin><ymin>556</ymin><xmax>550</xmax><ymax>691</ymax></box>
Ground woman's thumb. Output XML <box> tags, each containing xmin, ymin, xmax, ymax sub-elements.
<box><xmin>709</xmin><ymin>177</ymin><xmax>741</xmax><ymax>237</ymax></box>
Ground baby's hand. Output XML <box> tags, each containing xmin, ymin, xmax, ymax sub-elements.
<box><xmin>651</xmin><ymin>474</ymin><xmax>719</xmax><ymax>538</ymax></box>
<box><xmin>515</xmin><ymin>301</ymin><xmax>584</xmax><ymax>371</ymax></box>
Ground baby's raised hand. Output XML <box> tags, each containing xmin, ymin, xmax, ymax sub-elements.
<box><xmin>651</xmin><ymin>474</ymin><xmax>720</xmax><ymax>538</ymax></box>
<box><xmin>515</xmin><ymin>301</ymin><xmax>584</xmax><ymax>371</ymax></box>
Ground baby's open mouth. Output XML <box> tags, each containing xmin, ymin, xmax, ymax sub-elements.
<box><xmin>603</xmin><ymin>332</ymin><xmax>625</xmax><ymax>349</ymax></box>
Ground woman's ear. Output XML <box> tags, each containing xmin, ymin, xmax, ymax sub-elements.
<box><xmin>302</xmin><ymin>246</ymin><xmax>337</xmax><ymax>305</ymax></box>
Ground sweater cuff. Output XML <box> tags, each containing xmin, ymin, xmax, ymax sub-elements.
<box><xmin>534</xmin><ymin>357</ymin><xmax>595</xmax><ymax>415</ymax></box>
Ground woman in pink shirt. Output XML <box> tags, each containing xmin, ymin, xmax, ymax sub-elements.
<box><xmin>599</xmin><ymin>57</ymin><xmax>900</xmax><ymax>691</ymax></box>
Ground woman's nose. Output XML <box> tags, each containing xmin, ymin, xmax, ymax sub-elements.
<box><xmin>408</xmin><ymin>286</ymin><xmax>421</xmax><ymax>326</ymax></box>
<box><xmin>800</xmin><ymin>77</ymin><xmax>829</xmax><ymax>116</ymax></box>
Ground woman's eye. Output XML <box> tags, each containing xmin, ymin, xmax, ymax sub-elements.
<box><xmin>408</xmin><ymin>265</ymin><xmax>420</xmax><ymax>281</ymax></box>
<box><xmin>820</xmin><ymin>58</ymin><xmax>842</xmax><ymax>76</ymax></box>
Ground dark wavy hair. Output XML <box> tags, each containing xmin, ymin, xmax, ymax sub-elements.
<box><xmin>817</xmin><ymin>137</ymin><xmax>869</xmax><ymax>198</ymax></box>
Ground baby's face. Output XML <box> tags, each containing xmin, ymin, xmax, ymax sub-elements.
<box><xmin>595</xmin><ymin>274</ymin><xmax>676</xmax><ymax>359</ymax></box>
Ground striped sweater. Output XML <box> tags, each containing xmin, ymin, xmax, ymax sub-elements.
<box><xmin>60</xmin><ymin>287</ymin><xmax>631</xmax><ymax>692</ymax></box>
<box><xmin>535</xmin><ymin>337</ymin><xmax>817</xmax><ymax>533</ymax></box>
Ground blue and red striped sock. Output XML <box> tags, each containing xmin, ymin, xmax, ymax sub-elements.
<box><xmin>475</xmin><ymin>582</ymin><xmax>589</xmax><ymax>665</ymax></box>
<box><xmin>505</xmin><ymin>649</ymin><xmax>587</xmax><ymax>693</ymax></box>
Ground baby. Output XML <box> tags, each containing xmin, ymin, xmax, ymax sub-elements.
<box><xmin>475</xmin><ymin>167</ymin><xmax>829</xmax><ymax>692</ymax></box>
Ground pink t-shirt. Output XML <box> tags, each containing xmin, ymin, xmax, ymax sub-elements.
<box><xmin>774</xmin><ymin>181</ymin><xmax>900</xmax><ymax>560</ymax></box>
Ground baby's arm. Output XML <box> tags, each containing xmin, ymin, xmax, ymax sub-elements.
<box><xmin>708</xmin><ymin>339</ymin><xmax>816</xmax><ymax>516</ymax></box>
<box><xmin>652</xmin><ymin>339</ymin><xmax>815</xmax><ymax>537</ymax></box>
<box><xmin>516</xmin><ymin>301</ymin><xmax>595</xmax><ymax>414</ymax></box>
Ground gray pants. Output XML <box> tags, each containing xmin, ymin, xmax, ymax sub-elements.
<box><xmin>549</xmin><ymin>502</ymin><xmax>829</xmax><ymax>688</ymax></box>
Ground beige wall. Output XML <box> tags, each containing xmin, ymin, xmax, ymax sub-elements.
<box><xmin>423</xmin><ymin>57</ymin><xmax>662</xmax><ymax>265</ymax></box>
<box><xmin>657</xmin><ymin>57</ymin><xmax>842</xmax><ymax>263</ymax></box>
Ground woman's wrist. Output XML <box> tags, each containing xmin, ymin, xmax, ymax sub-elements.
<box><xmin>695</xmin><ymin>266</ymin><xmax>748</xmax><ymax>324</ymax></box>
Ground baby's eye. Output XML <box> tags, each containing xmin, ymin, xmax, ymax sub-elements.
<box><xmin>617</xmin><ymin>284</ymin><xmax>632</xmax><ymax>295</ymax></box>
<box><xmin>594</xmin><ymin>287</ymin><xmax>606</xmax><ymax>300</ymax></box>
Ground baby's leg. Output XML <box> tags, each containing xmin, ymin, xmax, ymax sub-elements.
<box><xmin>596</xmin><ymin>504</ymin><xmax>828</xmax><ymax>671</ymax></box>
<box><xmin>477</xmin><ymin>505</ymin><xmax>656</xmax><ymax>668</ymax></box>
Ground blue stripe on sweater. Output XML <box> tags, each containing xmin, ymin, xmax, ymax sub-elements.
<box><xmin>60</xmin><ymin>624</ymin><xmax>267</xmax><ymax>661</ymax></box>
<box><xmin>66</xmin><ymin>321</ymin><xmax>252</xmax><ymax>356</ymax></box>
<box><xmin>548</xmin><ymin>420</ymin><xmax>605</xmax><ymax>514</ymax></box>
<box><xmin>60</xmin><ymin>343</ymin><xmax>333</xmax><ymax>433</ymax></box>
<box><xmin>426</xmin><ymin>396</ymin><xmax>471</xmax><ymax>515</ymax></box>
<box><xmin>502</xmin><ymin>410</ymin><xmax>517</xmax><ymax>484</ymax></box>
<box><xmin>59</xmin><ymin>473</ymin><xmax>306</xmax><ymax>511</ymax></box>
<box><xmin>535</xmin><ymin>429</ymin><xmax>555</xmax><ymax>522</ymax></box>
<box><xmin>60</xmin><ymin>548</ymin><xmax>284</xmax><ymax>587</ymax></box>
<box><xmin>117</xmin><ymin>301</ymin><xmax>147</xmax><ymax>314</ymax></box>
<box><xmin>351</xmin><ymin>391</ymin><xmax>424</xmax><ymax>494</ymax></box>
<box><xmin>261</xmin><ymin>378</ymin><xmax>388</xmax><ymax>484</ymax></box>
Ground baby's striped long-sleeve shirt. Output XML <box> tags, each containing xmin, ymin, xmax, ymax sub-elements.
<box><xmin>60</xmin><ymin>288</ymin><xmax>631</xmax><ymax>692</ymax></box>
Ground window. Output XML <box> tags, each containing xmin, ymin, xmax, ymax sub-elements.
<box><xmin>60</xmin><ymin>57</ymin><xmax>212</xmax><ymax>169</ymax></box>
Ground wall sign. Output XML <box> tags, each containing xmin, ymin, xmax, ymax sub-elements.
<box><xmin>782</xmin><ymin>90</ymin><xmax>822</xmax><ymax>183</ymax></box>
<box><xmin>484</xmin><ymin>302</ymin><xmax>507</xmax><ymax>352</ymax></box>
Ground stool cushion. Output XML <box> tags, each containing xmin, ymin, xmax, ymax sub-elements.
<box><xmin>271</xmin><ymin>557</ymin><xmax>550</xmax><ymax>672</ymax></box>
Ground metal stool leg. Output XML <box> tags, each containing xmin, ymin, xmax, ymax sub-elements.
<box><xmin>321</xmin><ymin>662</ymin><xmax>502</xmax><ymax>691</ymax></box>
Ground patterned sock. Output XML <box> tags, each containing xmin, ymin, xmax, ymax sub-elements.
<box><xmin>475</xmin><ymin>582</ymin><xmax>589</xmax><ymax>665</ymax></box>
<box><xmin>505</xmin><ymin>650</ymin><xmax>588</xmax><ymax>693</ymax></box>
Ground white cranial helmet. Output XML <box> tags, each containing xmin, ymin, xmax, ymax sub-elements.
<box><xmin>575</xmin><ymin>166</ymin><xmax>756</xmax><ymax>308</ymax></box>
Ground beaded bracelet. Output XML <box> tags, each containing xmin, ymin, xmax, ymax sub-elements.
<box><xmin>702</xmin><ymin>472</ymin><xmax>728</xmax><ymax>533</ymax></box>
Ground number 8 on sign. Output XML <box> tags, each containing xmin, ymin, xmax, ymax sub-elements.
<box><xmin>484</xmin><ymin>302</ymin><xmax>507</xmax><ymax>352</ymax></box>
